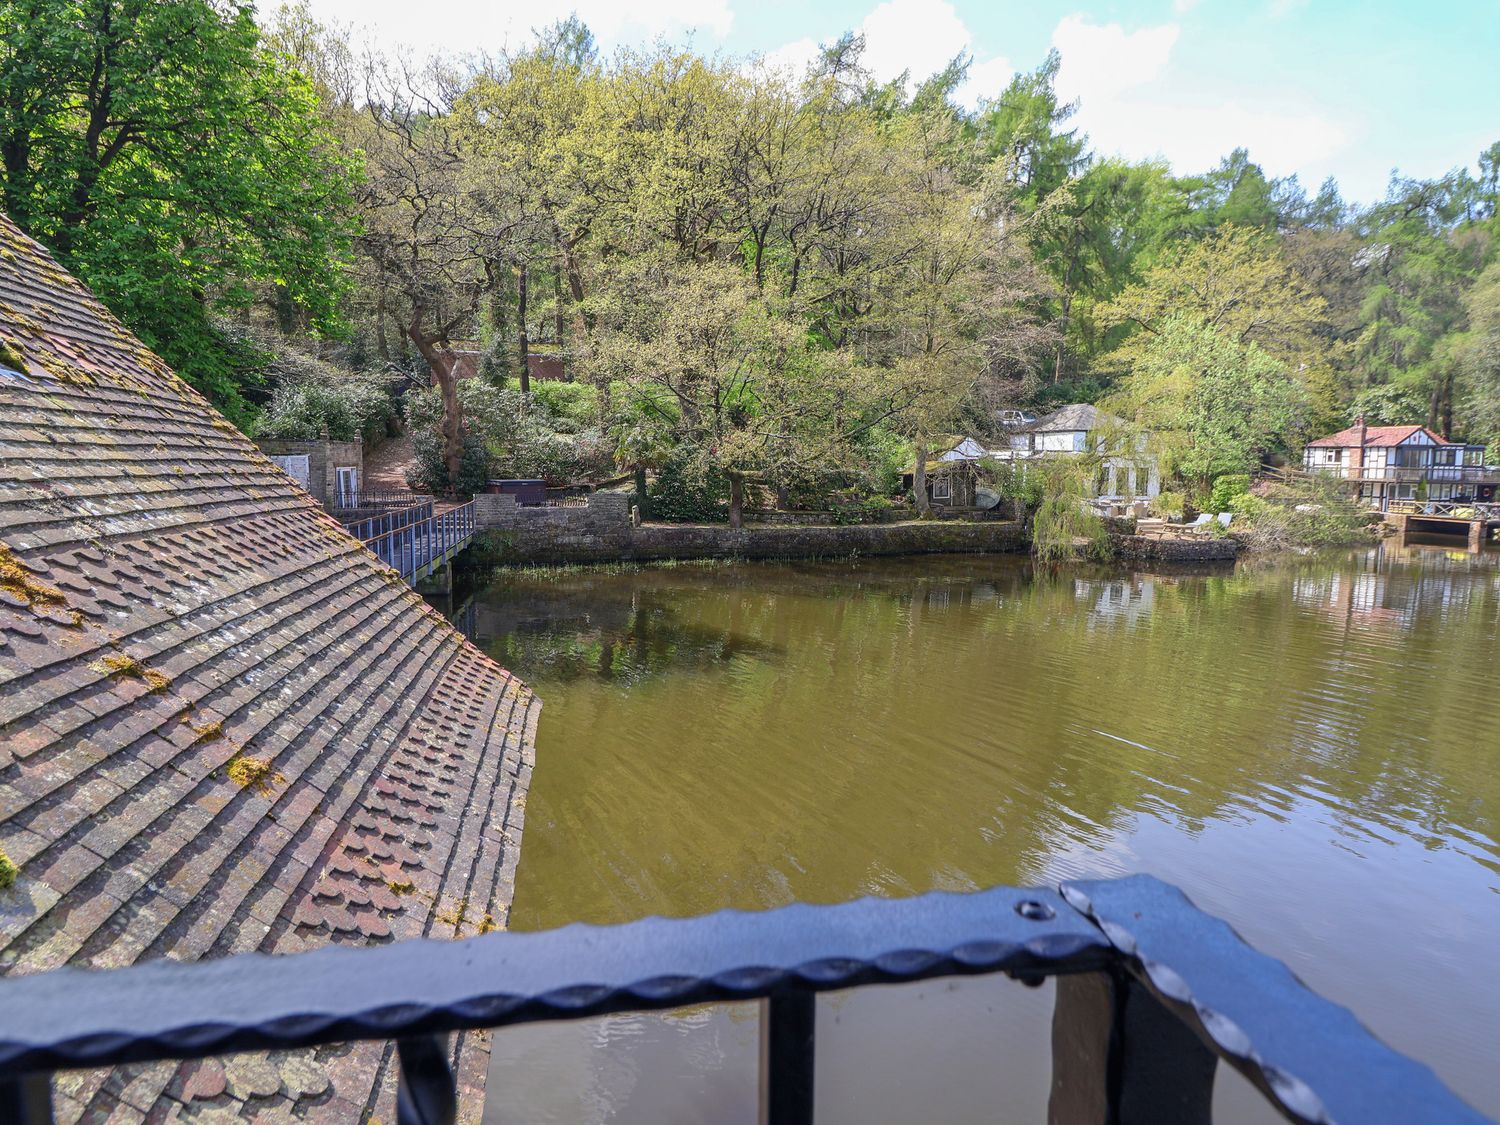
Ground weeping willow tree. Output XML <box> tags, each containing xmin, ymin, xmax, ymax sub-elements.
<box><xmin>990</xmin><ymin>455</ymin><xmax>1109</xmax><ymax>562</ymax></box>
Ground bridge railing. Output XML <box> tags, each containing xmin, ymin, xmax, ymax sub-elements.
<box><xmin>1389</xmin><ymin>499</ymin><xmax>1500</xmax><ymax>519</ymax></box>
<box><xmin>0</xmin><ymin>875</ymin><xmax>1487</xmax><ymax>1125</ymax></box>
<box><xmin>358</xmin><ymin>500</ymin><xmax>475</xmax><ymax>584</ymax></box>
<box><xmin>339</xmin><ymin>499</ymin><xmax>434</xmax><ymax>543</ymax></box>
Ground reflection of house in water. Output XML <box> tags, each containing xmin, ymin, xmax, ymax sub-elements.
<box><xmin>1073</xmin><ymin>575</ymin><xmax>1158</xmax><ymax>623</ymax></box>
<box><xmin>1291</xmin><ymin>549</ymin><xmax>1496</xmax><ymax>629</ymax></box>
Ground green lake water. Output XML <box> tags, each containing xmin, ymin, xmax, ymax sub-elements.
<box><xmin>457</xmin><ymin>545</ymin><xmax>1500</xmax><ymax>1123</ymax></box>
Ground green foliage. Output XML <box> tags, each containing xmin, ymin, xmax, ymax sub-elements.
<box><xmin>1028</xmin><ymin>457</ymin><xmax>1109</xmax><ymax>563</ymax></box>
<box><xmin>257</xmin><ymin>376</ymin><xmax>397</xmax><ymax>444</ymax></box>
<box><xmin>988</xmin><ymin>460</ymin><xmax>1045</xmax><ymax>508</ymax></box>
<box><xmin>1227</xmin><ymin>476</ymin><xmax>1375</xmax><ymax>552</ymax></box>
<box><xmin>647</xmin><ymin>457</ymin><xmax>729</xmax><ymax>522</ymax></box>
<box><xmin>0</xmin><ymin>0</ymin><xmax>358</xmax><ymax>421</ymax></box>
<box><xmin>1459</xmin><ymin>260</ymin><xmax>1500</xmax><ymax>451</ymax></box>
<box><xmin>529</xmin><ymin>381</ymin><xmax>599</xmax><ymax>427</ymax></box>
<box><xmin>1150</xmin><ymin>491</ymin><xmax>1186</xmax><ymax>520</ymax></box>
<box><xmin>1108</xmin><ymin>316</ymin><xmax>1310</xmax><ymax>492</ymax></box>
<box><xmin>0</xmin><ymin>846</ymin><xmax>15</xmax><ymax>890</ymax></box>
<box><xmin>829</xmin><ymin>496</ymin><xmax>901</xmax><ymax>525</ymax></box>
<box><xmin>409</xmin><ymin>429</ymin><xmax>490</xmax><ymax>495</ymax></box>
<box><xmin>408</xmin><ymin>382</ymin><xmax>613</xmax><ymax>487</ymax></box>
<box><xmin>1208</xmin><ymin>474</ymin><xmax>1252</xmax><ymax>514</ymax></box>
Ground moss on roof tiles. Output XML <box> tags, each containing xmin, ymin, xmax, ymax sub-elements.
<box><xmin>0</xmin><ymin>209</ymin><xmax>537</xmax><ymax>1123</ymax></box>
<box><xmin>225</xmin><ymin>752</ymin><xmax>285</xmax><ymax>796</ymax></box>
<box><xmin>0</xmin><ymin>542</ymin><xmax>66</xmax><ymax>607</ymax></box>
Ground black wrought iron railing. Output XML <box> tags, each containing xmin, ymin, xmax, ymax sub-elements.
<box><xmin>0</xmin><ymin>875</ymin><xmax>1487</xmax><ymax>1124</ymax></box>
<box><xmin>334</xmin><ymin>490</ymin><xmax>428</xmax><ymax>511</ymax></box>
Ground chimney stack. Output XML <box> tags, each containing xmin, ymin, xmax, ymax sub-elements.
<box><xmin>1350</xmin><ymin>414</ymin><xmax>1366</xmax><ymax>473</ymax></box>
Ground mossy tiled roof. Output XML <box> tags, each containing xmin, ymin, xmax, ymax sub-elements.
<box><xmin>0</xmin><ymin>213</ymin><xmax>536</xmax><ymax>1122</ymax></box>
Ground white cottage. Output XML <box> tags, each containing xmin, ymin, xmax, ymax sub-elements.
<box><xmin>996</xmin><ymin>404</ymin><xmax>1160</xmax><ymax>501</ymax></box>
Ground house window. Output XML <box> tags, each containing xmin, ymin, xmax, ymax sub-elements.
<box><xmin>932</xmin><ymin>475</ymin><xmax>951</xmax><ymax>502</ymax></box>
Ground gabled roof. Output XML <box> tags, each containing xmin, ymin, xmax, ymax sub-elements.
<box><xmin>1030</xmin><ymin>403</ymin><xmax>1121</xmax><ymax>433</ymax></box>
<box><xmin>0</xmin><ymin>214</ymin><xmax>536</xmax><ymax>1122</ymax></box>
<box><xmin>1307</xmin><ymin>423</ymin><xmax>1452</xmax><ymax>448</ymax></box>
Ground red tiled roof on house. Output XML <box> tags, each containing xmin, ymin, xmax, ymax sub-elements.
<box><xmin>1307</xmin><ymin>423</ymin><xmax>1452</xmax><ymax>448</ymax></box>
<box><xmin>0</xmin><ymin>214</ymin><xmax>536</xmax><ymax>1122</ymax></box>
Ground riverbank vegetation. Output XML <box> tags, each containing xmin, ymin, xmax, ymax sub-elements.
<box><xmin>1</xmin><ymin>1</ymin><xmax>1497</xmax><ymax>515</ymax></box>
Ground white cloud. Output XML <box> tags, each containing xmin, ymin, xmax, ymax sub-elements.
<box><xmin>305</xmin><ymin>0</ymin><xmax>733</xmax><ymax>58</ymax></box>
<box><xmin>1047</xmin><ymin>15</ymin><xmax>1356</xmax><ymax>189</ymax></box>
<box><xmin>1051</xmin><ymin>15</ymin><xmax>1179</xmax><ymax>106</ymax></box>
<box><xmin>1088</xmin><ymin>99</ymin><xmax>1353</xmax><ymax>180</ymax></box>
<box><xmin>857</xmin><ymin>0</ymin><xmax>970</xmax><ymax>86</ymax></box>
<box><xmin>760</xmin><ymin>0</ymin><xmax>1009</xmax><ymax>106</ymax></box>
<box><xmin>956</xmin><ymin>54</ymin><xmax>1016</xmax><ymax>109</ymax></box>
<box><xmin>758</xmin><ymin>37</ymin><xmax>821</xmax><ymax>79</ymax></box>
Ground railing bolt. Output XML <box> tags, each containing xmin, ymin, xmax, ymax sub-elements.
<box><xmin>1015</xmin><ymin>900</ymin><xmax>1056</xmax><ymax>921</ymax></box>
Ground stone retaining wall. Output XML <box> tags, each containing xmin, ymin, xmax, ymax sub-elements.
<box><xmin>1112</xmin><ymin>534</ymin><xmax>1239</xmax><ymax>561</ymax></box>
<box><xmin>472</xmin><ymin>492</ymin><xmax>1026</xmax><ymax>563</ymax></box>
<box><xmin>469</xmin><ymin>493</ymin><xmax>1237</xmax><ymax>565</ymax></box>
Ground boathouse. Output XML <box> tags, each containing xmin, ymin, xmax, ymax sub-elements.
<box><xmin>0</xmin><ymin>214</ymin><xmax>535</xmax><ymax>1122</ymax></box>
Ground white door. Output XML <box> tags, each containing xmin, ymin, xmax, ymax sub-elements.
<box><xmin>336</xmin><ymin>467</ymin><xmax>359</xmax><ymax>507</ymax></box>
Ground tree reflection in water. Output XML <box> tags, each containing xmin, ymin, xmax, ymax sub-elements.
<box><xmin>455</xmin><ymin>547</ymin><xmax>1500</xmax><ymax>1122</ymax></box>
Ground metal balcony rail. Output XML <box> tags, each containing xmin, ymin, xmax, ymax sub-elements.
<box><xmin>1308</xmin><ymin>464</ymin><xmax>1500</xmax><ymax>483</ymax></box>
<box><xmin>0</xmin><ymin>876</ymin><xmax>1487</xmax><ymax>1125</ymax></box>
<box><xmin>358</xmin><ymin>500</ymin><xmax>476</xmax><ymax>586</ymax></box>
<box><xmin>1388</xmin><ymin>499</ymin><xmax>1500</xmax><ymax>520</ymax></box>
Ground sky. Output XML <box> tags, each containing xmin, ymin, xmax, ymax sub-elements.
<box><xmin>294</xmin><ymin>0</ymin><xmax>1500</xmax><ymax>204</ymax></box>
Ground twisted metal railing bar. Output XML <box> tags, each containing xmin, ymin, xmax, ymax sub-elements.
<box><xmin>0</xmin><ymin>875</ymin><xmax>1488</xmax><ymax>1125</ymax></box>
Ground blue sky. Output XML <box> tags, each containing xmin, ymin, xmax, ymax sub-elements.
<box><xmin>301</xmin><ymin>0</ymin><xmax>1500</xmax><ymax>203</ymax></box>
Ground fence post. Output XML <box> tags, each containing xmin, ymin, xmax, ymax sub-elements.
<box><xmin>759</xmin><ymin>990</ymin><xmax>815</xmax><ymax>1125</ymax></box>
<box><xmin>0</xmin><ymin>1073</ymin><xmax>54</xmax><ymax>1125</ymax></box>
<box><xmin>395</xmin><ymin>1034</ymin><xmax>456</xmax><ymax>1125</ymax></box>
<box><xmin>1048</xmin><ymin>969</ymin><xmax>1215</xmax><ymax>1125</ymax></box>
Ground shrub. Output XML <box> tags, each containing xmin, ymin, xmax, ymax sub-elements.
<box><xmin>530</xmin><ymin>381</ymin><xmax>598</xmax><ymax>427</ymax></box>
<box><xmin>1228</xmin><ymin>476</ymin><xmax>1375</xmax><ymax>552</ymax></box>
<box><xmin>648</xmin><ymin>457</ymin><xmax>729</xmax><ymax>522</ymax></box>
<box><xmin>408</xmin><ymin>429</ymin><xmax>491</xmax><ymax>495</ymax></box>
<box><xmin>1208</xmin><ymin>474</ymin><xmax>1251</xmax><ymax>513</ymax></box>
<box><xmin>408</xmin><ymin>382</ymin><xmax>615</xmax><ymax>486</ymax></box>
<box><xmin>1028</xmin><ymin>457</ymin><xmax>1108</xmax><ymax>562</ymax></box>
<box><xmin>830</xmin><ymin>496</ymin><xmax>901</xmax><ymax>525</ymax></box>
<box><xmin>257</xmin><ymin>376</ymin><xmax>397</xmax><ymax>444</ymax></box>
<box><xmin>1150</xmin><ymin>491</ymin><xmax>1186</xmax><ymax>520</ymax></box>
